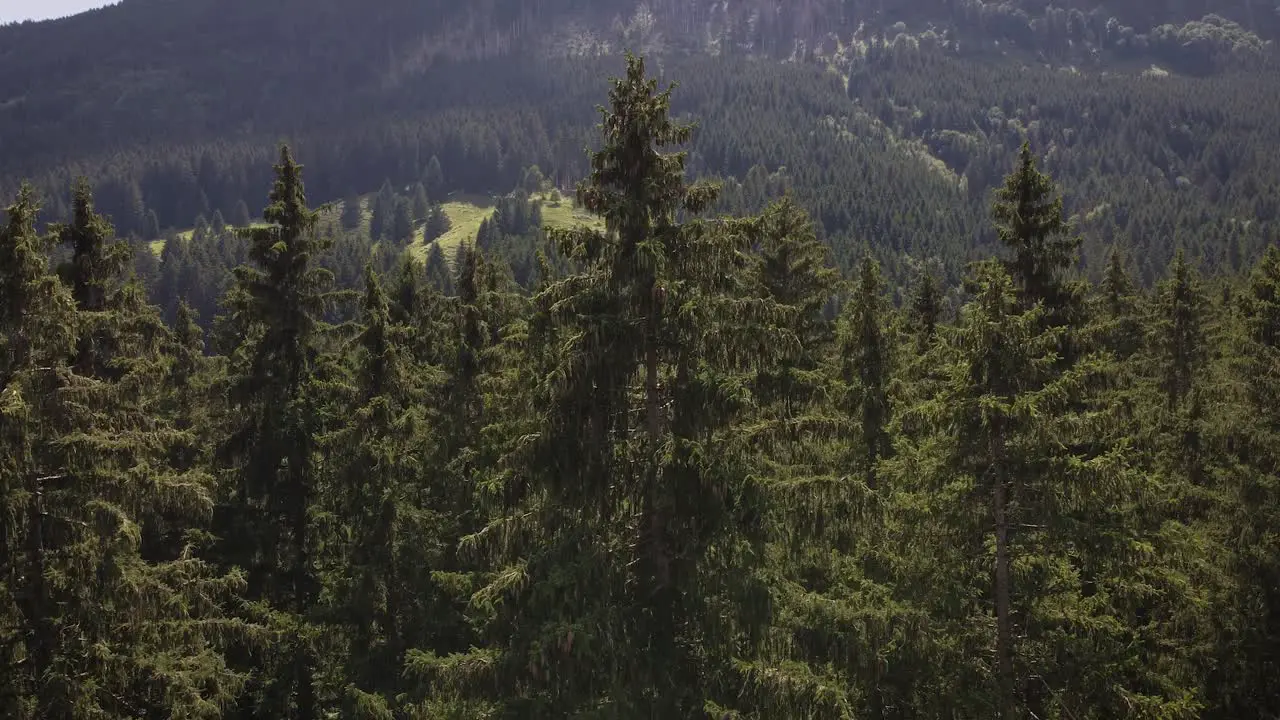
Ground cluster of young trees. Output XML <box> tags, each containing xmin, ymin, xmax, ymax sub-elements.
<box><xmin>2</xmin><ymin>54</ymin><xmax>1278</xmax><ymax>719</ymax></box>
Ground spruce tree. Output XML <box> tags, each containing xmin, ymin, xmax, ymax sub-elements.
<box><xmin>907</xmin><ymin>265</ymin><xmax>943</xmax><ymax>352</ymax></box>
<box><xmin>423</xmin><ymin>241</ymin><xmax>454</xmax><ymax>296</ymax></box>
<box><xmin>1217</xmin><ymin>246</ymin><xmax>1280</xmax><ymax>716</ymax></box>
<box><xmin>340</xmin><ymin>194</ymin><xmax>363</xmax><ymax>231</ymax></box>
<box><xmin>424</xmin><ymin>204</ymin><xmax>451</xmax><ymax>243</ymax></box>
<box><xmin>411</xmin><ymin>182</ymin><xmax>431</xmax><ymax>220</ymax></box>
<box><xmin>1150</xmin><ymin>250</ymin><xmax>1208</xmax><ymax>412</ymax></box>
<box><xmin>1</xmin><ymin>184</ymin><xmax>249</xmax><ymax>719</ymax></box>
<box><xmin>991</xmin><ymin>142</ymin><xmax>1083</xmax><ymax>326</ymax></box>
<box><xmin>423</xmin><ymin>53</ymin><xmax>788</xmax><ymax>718</ymax></box>
<box><xmin>423</xmin><ymin>155</ymin><xmax>444</xmax><ymax>198</ymax></box>
<box><xmin>391</xmin><ymin>196</ymin><xmax>415</xmax><ymax>246</ymax></box>
<box><xmin>369</xmin><ymin>181</ymin><xmax>395</xmax><ymax>242</ymax></box>
<box><xmin>55</xmin><ymin>178</ymin><xmax>134</xmax><ymax>376</ymax></box>
<box><xmin>218</xmin><ymin>145</ymin><xmax>339</xmax><ymax>719</ymax></box>
<box><xmin>1096</xmin><ymin>244</ymin><xmax>1143</xmax><ymax>360</ymax></box>
<box><xmin>840</xmin><ymin>254</ymin><xmax>893</xmax><ymax>490</ymax></box>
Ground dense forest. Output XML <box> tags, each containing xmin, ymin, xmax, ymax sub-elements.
<box><xmin>3</xmin><ymin>0</ymin><xmax>1279</xmax><ymax>293</ymax></box>
<box><xmin>2</xmin><ymin>51</ymin><xmax>1279</xmax><ymax>719</ymax></box>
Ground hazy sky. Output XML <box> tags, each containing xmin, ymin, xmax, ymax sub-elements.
<box><xmin>0</xmin><ymin>0</ymin><xmax>111</xmax><ymax>23</ymax></box>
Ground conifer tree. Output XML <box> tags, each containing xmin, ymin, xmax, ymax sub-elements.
<box><xmin>55</xmin><ymin>178</ymin><xmax>134</xmax><ymax>376</ymax></box>
<box><xmin>841</xmin><ymin>254</ymin><xmax>893</xmax><ymax>489</ymax></box>
<box><xmin>218</xmin><ymin>145</ymin><xmax>339</xmax><ymax>719</ymax></box>
<box><xmin>411</xmin><ymin>182</ymin><xmax>431</xmax><ymax>220</ymax></box>
<box><xmin>424</xmin><ymin>53</ymin><xmax>789</xmax><ymax>718</ymax></box>
<box><xmin>754</xmin><ymin>197</ymin><xmax>839</xmax><ymax>415</ymax></box>
<box><xmin>1096</xmin><ymin>245</ymin><xmax>1143</xmax><ymax>360</ymax></box>
<box><xmin>423</xmin><ymin>241</ymin><xmax>454</xmax><ymax>296</ymax></box>
<box><xmin>991</xmin><ymin>142</ymin><xmax>1083</xmax><ymax>326</ymax></box>
<box><xmin>424</xmin><ymin>204</ymin><xmax>451</xmax><ymax>243</ymax></box>
<box><xmin>369</xmin><ymin>181</ymin><xmax>395</xmax><ymax>242</ymax></box>
<box><xmin>391</xmin><ymin>197</ymin><xmax>415</xmax><ymax>246</ymax></box>
<box><xmin>341</xmin><ymin>194</ymin><xmax>363</xmax><ymax>231</ymax></box>
<box><xmin>907</xmin><ymin>265</ymin><xmax>943</xmax><ymax>352</ymax></box>
<box><xmin>2</xmin><ymin>184</ymin><xmax>249</xmax><ymax>719</ymax></box>
<box><xmin>1217</xmin><ymin>246</ymin><xmax>1280</xmax><ymax>717</ymax></box>
<box><xmin>423</xmin><ymin>155</ymin><xmax>444</xmax><ymax>197</ymax></box>
<box><xmin>1150</xmin><ymin>250</ymin><xmax>1208</xmax><ymax>412</ymax></box>
<box><xmin>232</xmin><ymin>199</ymin><xmax>252</xmax><ymax>228</ymax></box>
<box><xmin>318</xmin><ymin>264</ymin><xmax>441</xmax><ymax>714</ymax></box>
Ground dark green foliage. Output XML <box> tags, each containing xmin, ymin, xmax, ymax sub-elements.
<box><xmin>1</xmin><ymin>45</ymin><xmax>1278</xmax><ymax>720</ymax></box>
<box><xmin>424</xmin><ymin>204</ymin><xmax>451</xmax><ymax>244</ymax></box>
<box><xmin>411</xmin><ymin>182</ymin><xmax>430</xmax><ymax>220</ymax></box>
<box><xmin>391</xmin><ymin>197</ymin><xmax>415</xmax><ymax>246</ymax></box>
<box><xmin>341</xmin><ymin>195</ymin><xmax>364</xmax><ymax>230</ymax></box>
<box><xmin>0</xmin><ymin>183</ymin><xmax>251</xmax><ymax>719</ymax></box>
<box><xmin>217</xmin><ymin>145</ymin><xmax>341</xmax><ymax>718</ymax></box>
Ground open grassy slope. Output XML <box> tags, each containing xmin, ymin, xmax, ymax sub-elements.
<box><xmin>152</xmin><ymin>192</ymin><xmax>605</xmax><ymax>270</ymax></box>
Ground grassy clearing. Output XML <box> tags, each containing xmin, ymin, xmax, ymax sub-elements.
<box><xmin>409</xmin><ymin>195</ymin><xmax>496</xmax><ymax>262</ymax></box>
<box><xmin>411</xmin><ymin>191</ymin><xmax>604</xmax><ymax>266</ymax></box>
<box><xmin>537</xmin><ymin>191</ymin><xmax>605</xmax><ymax>233</ymax></box>
<box><xmin>148</xmin><ymin>191</ymin><xmax>604</xmax><ymax>266</ymax></box>
<box><xmin>149</xmin><ymin>222</ymin><xmax>271</xmax><ymax>256</ymax></box>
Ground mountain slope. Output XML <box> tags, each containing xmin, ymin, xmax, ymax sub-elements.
<box><xmin>1</xmin><ymin>0</ymin><xmax>1277</xmax><ymax>286</ymax></box>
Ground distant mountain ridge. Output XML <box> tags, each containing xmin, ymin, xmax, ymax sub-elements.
<box><xmin>0</xmin><ymin>1</ymin><xmax>1270</xmax><ymax>172</ymax></box>
<box><xmin>2</xmin><ymin>0</ymin><xmax>1277</xmax><ymax>290</ymax></box>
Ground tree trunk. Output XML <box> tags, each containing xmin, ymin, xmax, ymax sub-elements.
<box><xmin>994</xmin><ymin>476</ymin><xmax>1014</xmax><ymax>720</ymax></box>
<box><xmin>19</xmin><ymin>476</ymin><xmax>64</xmax><ymax>717</ymax></box>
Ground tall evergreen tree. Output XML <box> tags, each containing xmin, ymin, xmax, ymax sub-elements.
<box><xmin>424</xmin><ymin>53</ymin><xmax>788</xmax><ymax>718</ymax></box>
<box><xmin>1</xmin><ymin>184</ymin><xmax>249</xmax><ymax>719</ymax></box>
<box><xmin>55</xmin><ymin>178</ymin><xmax>134</xmax><ymax>376</ymax></box>
<box><xmin>840</xmin><ymin>254</ymin><xmax>893</xmax><ymax>490</ymax></box>
<box><xmin>218</xmin><ymin>145</ymin><xmax>339</xmax><ymax>719</ymax></box>
<box><xmin>422</xmin><ymin>155</ymin><xmax>444</xmax><ymax>198</ymax></box>
<box><xmin>991</xmin><ymin>142</ymin><xmax>1083</xmax><ymax>326</ymax></box>
<box><xmin>1215</xmin><ymin>246</ymin><xmax>1280</xmax><ymax>717</ymax></box>
<box><xmin>340</xmin><ymin>194</ymin><xmax>363</xmax><ymax>231</ymax></box>
<box><xmin>1150</xmin><ymin>250</ymin><xmax>1208</xmax><ymax>412</ymax></box>
<box><xmin>391</xmin><ymin>196</ymin><xmax>415</xmax><ymax>246</ymax></box>
<box><xmin>411</xmin><ymin>182</ymin><xmax>431</xmax><ymax>221</ymax></box>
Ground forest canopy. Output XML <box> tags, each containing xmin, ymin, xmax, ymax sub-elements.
<box><xmin>1</xmin><ymin>50</ymin><xmax>1278</xmax><ymax>719</ymax></box>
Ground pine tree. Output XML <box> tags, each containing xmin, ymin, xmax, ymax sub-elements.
<box><xmin>218</xmin><ymin>145</ymin><xmax>340</xmax><ymax>719</ymax></box>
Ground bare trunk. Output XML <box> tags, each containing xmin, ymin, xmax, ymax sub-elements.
<box><xmin>994</xmin><ymin>477</ymin><xmax>1014</xmax><ymax>720</ymax></box>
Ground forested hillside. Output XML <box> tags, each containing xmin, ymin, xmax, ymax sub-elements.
<box><xmin>2</xmin><ymin>50</ymin><xmax>1280</xmax><ymax>719</ymax></box>
<box><xmin>2</xmin><ymin>0</ymin><xmax>1278</xmax><ymax>291</ymax></box>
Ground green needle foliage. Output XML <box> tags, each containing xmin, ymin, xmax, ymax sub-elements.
<box><xmin>1</xmin><ymin>52</ymin><xmax>1278</xmax><ymax>720</ymax></box>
